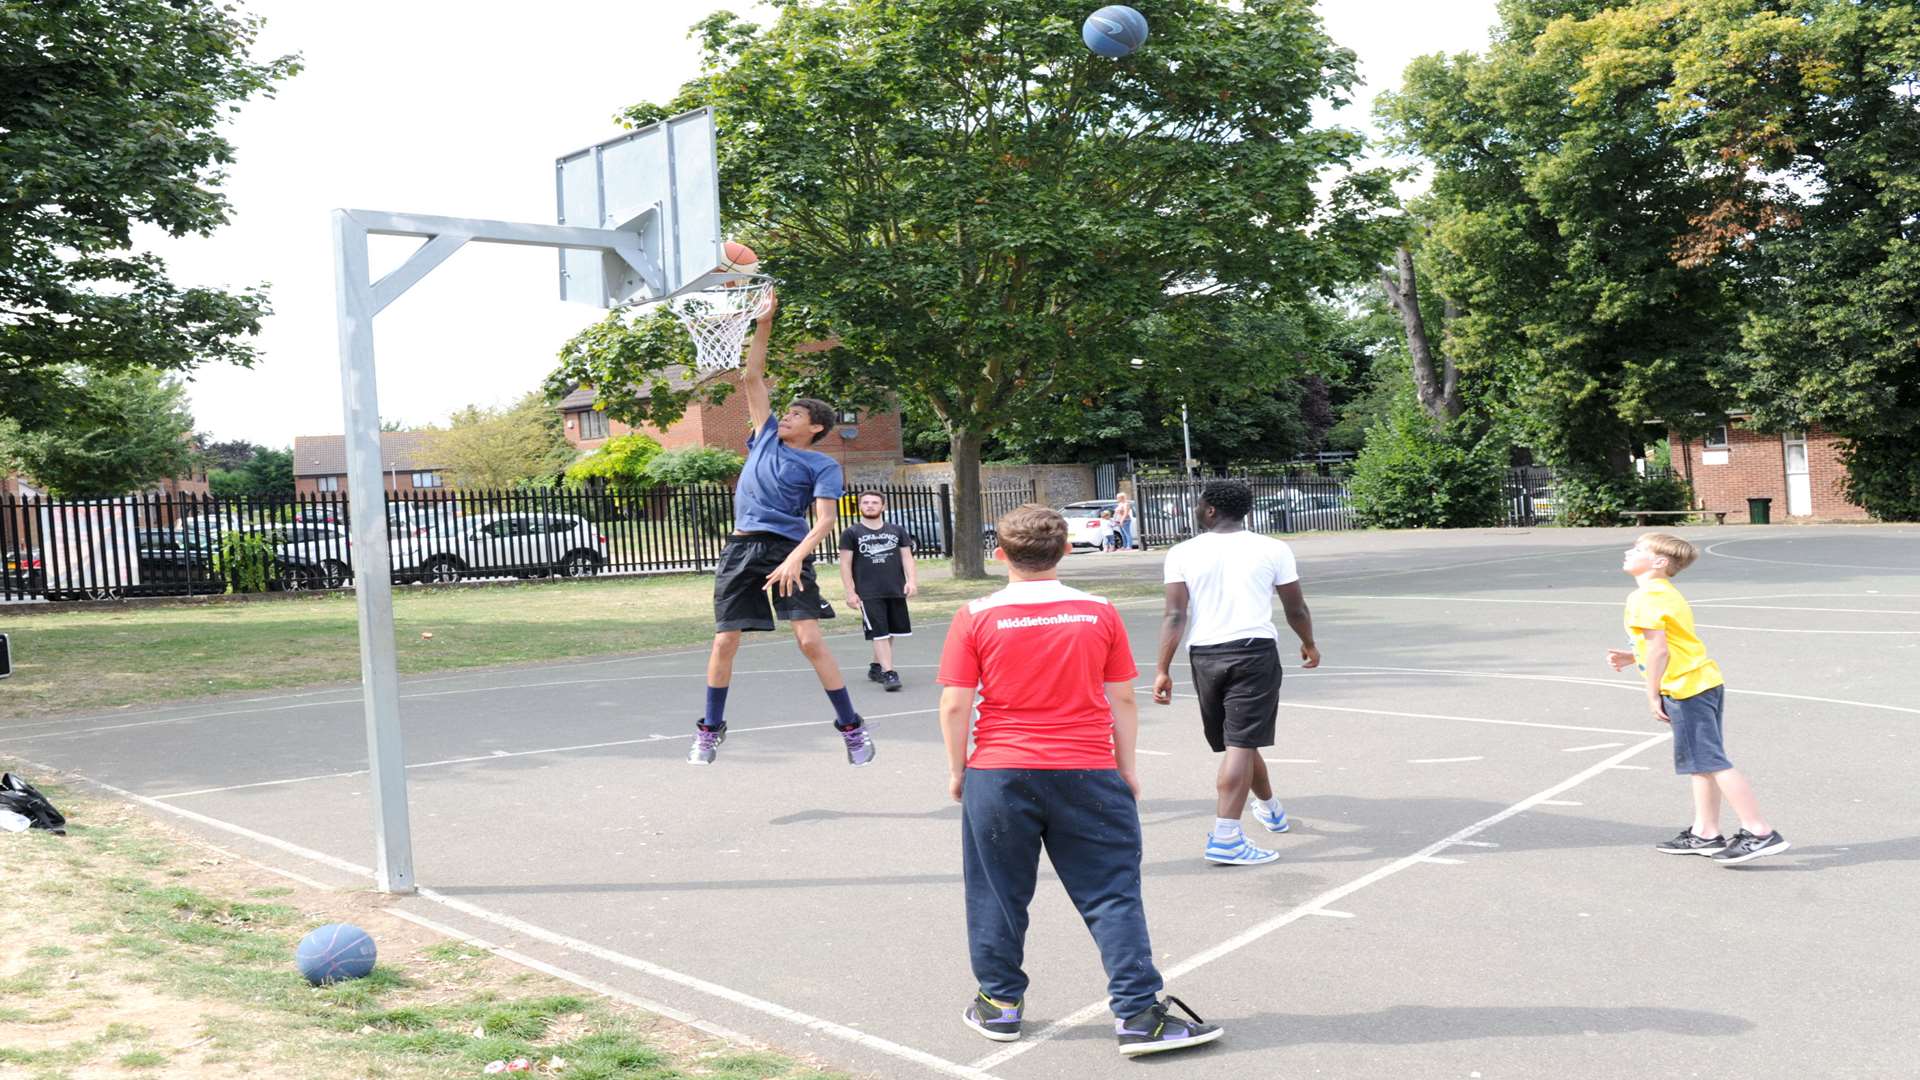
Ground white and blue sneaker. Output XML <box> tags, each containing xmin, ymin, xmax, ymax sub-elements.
<box><xmin>1204</xmin><ymin>832</ymin><xmax>1279</xmax><ymax>866</ymax></box>
<box><xmin>1251</xmin><ymin>801</ymin><xmax>1290</xmax><ymax>833</ymax></box>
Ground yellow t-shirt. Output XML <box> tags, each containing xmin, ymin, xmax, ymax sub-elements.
<box><xmin>1624</xmin><ymin>578</ymin><xmax>1724</xmax><ymax>699</ymax></box>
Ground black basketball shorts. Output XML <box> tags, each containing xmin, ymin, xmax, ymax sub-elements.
<box><xmin>857</xmin><ymin>596</ymin><xmax>912</xmax><ymax>640</ymax></box>
<box><xmin>1188</xmin><ymin>638</ymin><xmax>1283</xmax><ymax>752</ymax></box>
<box><xmin>713</xmin><ymin>533</ymin><xmax>836</xmax><ymax>632</ymax></box>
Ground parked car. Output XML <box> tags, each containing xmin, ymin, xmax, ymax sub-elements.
<box><xmin>884</xmin><ymin>505</ymin><xmax>998</xmax><ymax>555</ymax></box>
<box><xmin>251</xmin><ymin>524</ymin><xmax>354</xmax><ymax>590</ymax></box>
<box><xmin>133</xmin><ymin>529</ymin><xmax>222</xmax><ymax>594</ymax></box>
<box><xmin>1529</xmin><ymin>486</ymin><xmax>1556</xmax><ymax>521</ymax></box>
<box><xmin>3</xmin><ymin>548</ymin><xmax>45</xmax><ymax>596</ymax></box>
<box><xmin>1252</xmin><ymin>488</ymin><xmax>1352</xmax><ymax>533</ymax></box>
<box><xmin>1059</xmin><ymin>501</ymin><xmax>1119</xmax><ymax>552</ymax></box>
<box><xmin>395</xmin><ymin>513</ymin><xmax>608</xmax><ymax>584</ymax></box>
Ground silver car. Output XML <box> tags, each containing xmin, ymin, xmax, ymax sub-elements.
<box><xmin>397</xmin><ymin>512</ymin><xmax>608</xmax><ymax>584</ymax></box>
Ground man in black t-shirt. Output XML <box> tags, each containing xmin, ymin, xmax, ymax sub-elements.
<box><xmin>837</xmin><ymin>490</ymin><xmax>918</xmax><ymax>691</ymax></box>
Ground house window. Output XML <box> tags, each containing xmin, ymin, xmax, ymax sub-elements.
<box><xmin>1704</xmin><ymin>424</ymin><xmax>1729</xmax><ymax>450</ymax></box>
<box><xmin>412</xmin><ymin>471</ymin><xmax>442</xmax><ymax>489</ymax></box>
<box><xmin>316</xmin><ymin>476</ymin><xmax>341</xmax><ymax>492</ymax></box>
<box><xmin>579</xmin><ymin>410</ymin><xmax>609</xmax><ymax>439</ymax></box>
<box><xmin>838</xmin><ymin>410</ymin><xmax>860</xmax><ymax>424</ymax></box>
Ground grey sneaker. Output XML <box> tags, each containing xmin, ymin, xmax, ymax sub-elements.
<box><xmin>687</xmin><ymin>724</ymin><xmax>725</xmax><ymax>766</ymax></box>
<box><xmin>962</xmin><ymin>991</ymin><xmax>1022</xmax><ymax>1042</ymax></box>
<box><xmin>841</xmin><ymin>723</ymin><xmax>876</xmax><ymax>767</ymax></box>
<box><xmin>882</xmin><ymin>670</ymin><xmax>902</xmax><ymax>692</ymax></box>
<box><xmin>1116</xmin><ymin>996</ymin><xmax>1222</xmax><ymax>1057</ymax></box>
<box><xmin>1655</xmin><ymin>827</ymin><xmax>1727</xmax><ymax>856</ymax></box>
<box><xmin>1713</xmin><ymin>829</ymin><xmax>1789</xmax><ymax>866</ymax></box>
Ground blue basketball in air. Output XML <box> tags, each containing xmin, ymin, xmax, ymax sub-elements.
<box><xmin>1083</xmin><ymin>5</ymin><xmax>1149</xmax><ymax>58</ymax></box>
<box><xmin>296</xmin><ymin>923</ymin><xmax>377</xmax><ymax>985</ymax></box>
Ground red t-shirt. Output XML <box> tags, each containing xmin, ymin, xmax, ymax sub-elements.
<box><xmin>936</xmin><ymin>579</ymin><xmax>1139</xmax><ymax>770</ymax></box>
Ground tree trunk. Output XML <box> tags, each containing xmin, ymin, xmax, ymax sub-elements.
<box><xmin>949</xmin><ymin>427</ymin><xmax>988</xmax><ymax>580</ymax></box>
<box><xmin>1380</xmin><ymin>247</ymin><xmax>1463</xmax><ymax>423</ymax></box>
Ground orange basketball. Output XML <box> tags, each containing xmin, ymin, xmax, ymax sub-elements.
<box><xmin>720</xmin><ymin>241</ymin><xmax>759</xmax><ymax>275</ymax></box>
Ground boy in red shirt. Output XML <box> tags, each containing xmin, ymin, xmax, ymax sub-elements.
<box><xmin>937</xmin><ymin>505</ymin><xmax>1223</xmax><ymax>1058</ymax></box>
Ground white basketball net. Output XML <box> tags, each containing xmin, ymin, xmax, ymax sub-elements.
<box><xmin>668</xmin><ymin>276</ymin><xmax>776</xmax><ymax>373</ymax></box>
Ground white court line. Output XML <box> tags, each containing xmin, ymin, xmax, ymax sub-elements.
<box><xmin>1332</xmin><ymin>593</ymin><xmax>1920</xmax><ymax>617</ymax></box>
<box><xmin>1305</xmin><ymin>666</ymin><xmax>1920</xmax><ymax>719</ymax></box>
<box><xmin>1408</xmin><ymin>756</ymin><xmax>1484</xmax><ymax>764</ymax></box>
<box><xmin>151</xmin><ymin>706</ymin><xmax>941</xmax><ymax>800</ymax></box>
<box><xmin>1705</xmin><ymin>534</ymin><xmax>1920</xmax><ymax>572</ymax></box>
<box><xmin>1537</xmin><ymin>799</ymin><xmax>1583</xmax><ymax>806</ymax></box>
<box><xmin>972</xmin><ymin>732</ymin><xmax>1672</xmax><ymax>1071</ymax></box>
<box><xmin>1421</xmin><ymin>857</ymin><xmax>1465</xmax><ymax>865</ymax></box>
<box><xmin>1282</xmin><ymin>701</ymin><xmax>1649</xmax><ymax>737</ymax></box>
<box><xmin>1136</xmin><ymin>749</ymin><xmax>1172</xmax><ymax>757</ymax></box>
<box><xmin>1309</xmin><ymin>544</ymin><xmax>1620</xmax><ymax>587</ymax></box>
<box><xmin>1453</xmin><ymin>840</ymin><xmax>1499</xmax><ymax>848</ymax></box>
<box><xmin>41</xmin><ymin>765</ymin><xmax>1008</xmax><ymax>1080</ymax></box>
<box><xmin>1</xmin><ymin>666</ymin><xmax>846</xmax><ymax>745</ymax></box>
<box><xmin>1265</xmin><ymin>758</ymin><xmax>1320</xmax><ymax>764</ymax></box>
<box><xmin>1694</xmin><ymin>623</ymin><xmax>1920</xmax><ymax>635</ymax></box>
<box><xmin>386</xmin><ymin>908</ymin><xmax>759</xmax><ymax>1046</ymax></box>
<box><xmin>1608</xmin><ymin>764</ymin><xmax>1651</xmax><ymax>771</ymax></box>
<box><xmin>1307</xmin><ymin>909</ymin><xmax>1356</xmax><ymax>919</ymax></box>
<box><xmin>1561</xmin><ymin>743</ymin><xmax>1624</xmax><ymax>753</ymax></box>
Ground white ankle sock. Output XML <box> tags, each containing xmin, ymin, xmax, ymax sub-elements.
<box><xmin>1212</xmin><ymin>817</ymin><xmax>1242</xmax><ymax>841</ymax></box>
<box><xmin>1256</xmin><ymin>796</ymin><xmax>1282</xmax><ymax>815</ymax></box>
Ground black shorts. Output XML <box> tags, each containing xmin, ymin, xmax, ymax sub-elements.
<box><xmin>857</xmin><ymin>596</ymin><xmax>912</xmax><ymax>640</ymax></box>
<box><xmin>1189</xmin><ymin>639</ymin><xmax>1282</xmax><ymax>752</ymax></box>
<box><xmin>713</xmin><ymin>533</ymin><xmax>836</xmax><ymax>632</ymax></box>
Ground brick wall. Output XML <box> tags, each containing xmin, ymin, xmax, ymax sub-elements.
<box><xmin>892</xmin><ymin>462</ymin><xmax>1096</xmax><ymax>505</ymax></box>
<box><xmin>564</xmin><ymin>378</ymin><xmax>902</xmax><ymax>466</ymax></box>
<box><xmin>294</xmin><ymin>472</ymin><xmax>446</xmax><ymax>498</ymax></box>
<box><xmin>1673</xmin><ymin>421</ymin><xmax>1869</xmax><ymax>522</ymax></box>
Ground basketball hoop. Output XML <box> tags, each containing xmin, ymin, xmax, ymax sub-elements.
<box><xmin>668</xmin><ymin>275</ymin><xmax>776</xmax><ymax>373</ymax></box>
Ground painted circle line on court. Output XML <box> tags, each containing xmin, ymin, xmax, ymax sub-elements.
<box><xmin>1704</xmin><ymin>530</ymin><xmax>1920</xmax><ymax>572</ymax></box>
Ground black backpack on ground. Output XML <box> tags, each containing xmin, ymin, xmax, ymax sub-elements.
<box><xmin>0</xmin><ymin>773</ymin><xmax>66</xmax><ymax>834</ymax></box>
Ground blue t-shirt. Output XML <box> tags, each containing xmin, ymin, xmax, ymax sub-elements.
<box><xmin>733</xmin><ymin>414</ymin><xmax>843</xmax><ymax>541</ymax></box>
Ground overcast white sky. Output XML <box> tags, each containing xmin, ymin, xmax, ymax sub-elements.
<box><xmin>149</xmin><ymin>0</ymin><xmax>1500</xmax><ymax>447</ymax></box>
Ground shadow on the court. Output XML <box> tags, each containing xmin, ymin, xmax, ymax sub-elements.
<box><xmin>1713</xmin><ymin>835</ymin><xmax>1920</xmax><ymax>871</ymax></box>
<box><xmin>1072</xmin><ymin>1003</ymin><xmax>1752</xmax><ymax>1057</ymax></box>
<box><xmin>770</xmin><ymin>804</ymin><xmax>960</xmax><ymax>825</ymax></box>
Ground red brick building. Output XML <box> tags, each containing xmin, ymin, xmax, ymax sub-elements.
<box><xmin>558</xmin><ymin>372</ymin><xmax>906</xmax><ymax>486</ymax></box>
<box><xmin>1668</xmin><ymin>418</ymin><xmax>1868</xmax><ymax>523</ymax></box>
<box><xmin>292</xmin><ymin>432</ymin><xmax>445</xmax><ymax>497</ymax></box>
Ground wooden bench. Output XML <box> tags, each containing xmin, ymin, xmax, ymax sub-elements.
<box><xmin>1622</xmin><ymin>509</ymin><xmax>1729</xmax><ymax>526</ymax></box>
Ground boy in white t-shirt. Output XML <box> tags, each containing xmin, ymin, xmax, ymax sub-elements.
<box><xmin>1152</xmin><ymin>480</ymin><xmax>1320</xmax><ymax>865</ymax></box>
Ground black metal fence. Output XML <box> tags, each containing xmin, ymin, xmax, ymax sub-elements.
<box><xmin>1</xmin><ymin>482</ymin><xmax>1040</xmax><ymax>603</ymax></box>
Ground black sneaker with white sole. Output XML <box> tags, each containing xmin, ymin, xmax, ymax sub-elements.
<box><xmin>1712</xmin><ymin>829</ymin><xmax>1790</xmax><ymax>865</ymax></box>
<box><xmin>1655</xmin><ymin>828</ymin><xmax>1728</xmax><ymax>856</ymax></box>
<box><xmin>1116</xmin><ymin>996</ymin><xmax>1223</xmax><ymax>1057</ymax></box>
<box><xmin>867</xmin><ymin>662</ymin><xmax>885</xmax><ymax>684</ymax></box>
<box><xmin>962</xmin><ymin>992</ymin><xmax>1022</xmax><ymax>1042</ymax></box>
<box><xmin>883</xmin><ymin>670</ymin><xmax>902</xmax><ymax>692</ymax></box>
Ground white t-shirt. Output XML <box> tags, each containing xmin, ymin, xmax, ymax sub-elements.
<box><xmin>1161</xmin><ymin>529</ymin><xmax>1300</xmax><ymax>647</ymax></box>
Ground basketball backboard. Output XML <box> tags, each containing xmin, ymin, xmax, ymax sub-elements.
<box><xmin>555</xmin><ymin>106</ymin><xmax>723</xmax><ymax>308</ymax></box>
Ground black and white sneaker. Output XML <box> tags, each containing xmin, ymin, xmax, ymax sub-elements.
<box><xmin>1712</xmin><ymin>829</ymin><xmax>1790</xmax><ymax>866</ymax></box>
<box><xmin>867</xmin><ymin>662</ymin><xmax>885</xmax><ymax>684</ymax></box>
<box><xmin>882</xmin><ymin>670</ymin><xmax>902</xmax><ymax>692</ymax></box>
<box><xmin>962</xmin><ymin>991</ymin><xmax>1022</xmax><ymax>1042</ymax></box>
<box><xmin>1116</xmin><ymin>996</ymin><xmax>1223</xmax><ymax>1057</ymax></box>
<box><xmin>1655</xmin><ymin>828</ymin><xmax>1728</xmax><ymax>856</ymax></box>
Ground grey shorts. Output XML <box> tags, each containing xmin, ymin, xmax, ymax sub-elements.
<box><xmin>1667</xmin><ymin>685</ymin><xmax>1732</xmax><ymax>774</ymax></box>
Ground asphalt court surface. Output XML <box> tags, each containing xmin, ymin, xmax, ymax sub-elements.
<box><xmin>5</xmin><ymin>526</ymin><xmax>1918</xmax><ymax>1079</ymax></box>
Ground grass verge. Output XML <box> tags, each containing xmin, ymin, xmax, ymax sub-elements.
<box><xmin>0</xmin><ymin>780</ymin><xmax>840</xmax><ymax>1080</ymax></box>
<box><xmin>0</xmin><ymin>557</ymin><xmax>1164</xmax><ymax>719</ymax></box>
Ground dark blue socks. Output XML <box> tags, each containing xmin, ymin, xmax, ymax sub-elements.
<box><xmin>703</xmin><ymin>685</ymin><xmax>729</xmax><ymax>730</ymax></box>
<box><xmin>826</xmin><ymin>686</ymin><xmax>860</xmax><ymax>730</ymax></box>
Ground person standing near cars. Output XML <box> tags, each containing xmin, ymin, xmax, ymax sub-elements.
<box><xmin>1112</xmin><ymin>491</ymin><xmax>1137</xmax><ymax>551</ymax></box>
<box><xmin>839</xmin><ymin>490</ymin><xmax>918</xmax><ymax>691</ymax></box>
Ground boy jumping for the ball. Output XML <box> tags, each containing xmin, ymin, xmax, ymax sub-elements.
<box><xmin>688</xmin><ymin>290</ymin><xmax>875</xmax><ymax>767</ymax></box>
<box><xmin>837</xmin><ymin>490</ymin><xmax>918</xmax><ymax>691</ymax></box>
<box><xmin>939</xmin><ymin>505</ymin><xmax>1222</xmax><ymax>1057</ymax></box>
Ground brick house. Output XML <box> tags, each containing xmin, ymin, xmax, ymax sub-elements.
<box><xmin>558</xmin><ymin>371</ymin><xmax>906</xmax><ymax>486</ymax></box>
<box><xmin>1667</xmin><ymin>418</ymin><xmax>1869</xmax><ymax>523</ymax></box>
<box><xmin>292</xmin><ymin>432</ymin><xmax>446</xmax><ymax>497</ymax></box>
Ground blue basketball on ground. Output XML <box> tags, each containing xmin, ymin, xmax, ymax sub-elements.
<box><xmin>296</xmin><ymin>923</ymin><xmax>377</xmax><ymax>985</ymax></box>
<box><xmin>1083</xmin><ymin>5</ymin><xmax>1149</xmax><ymax>58</ymax></box>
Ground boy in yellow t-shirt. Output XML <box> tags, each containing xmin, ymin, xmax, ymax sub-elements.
<box><xmin>1606</xmin><ymin>534</ymin><xmax>1788</xmax><ymax>865</ymax></box>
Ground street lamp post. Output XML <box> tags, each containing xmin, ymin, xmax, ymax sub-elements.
<box><xmin>1131</xmin><ymin>358</ymin><xmax>1196</xmax><ymax>478</ymax></box>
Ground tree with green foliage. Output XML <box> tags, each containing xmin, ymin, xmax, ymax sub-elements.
<box><xmin>0</xmin><ymin>368</ymin><xmax>197</xmax><ymax>497</ymax></box>
<box><xmin>644</xmin><ymin>446</ymin><xmax>745</xmax><ymax>487</ymax></box>
<box><xmin>243</xmin><ymin>448</ymin><xmax>294</xmax><ymax>499</ymax></box>
<box><xmin>0</xmin><ymin>0</ymin><xmax>299</xmax><ymax>435</ymax></box>
<box><xmin>564</xmin><ymin>434</ymin><xmax>665</xmax><ymax>491</ymax></box>
<box><xmin>425</xmin><ymin>393</ymin><xmax>575</xmax><ymax>491</ymax></box>
<box><xmin>1555</xmin><ymin>0</ymin><xmax>1920</xmax><ymax>519</ymax></box>
<box><xmin>1347</xmin><ymin>399</ymin><xmax>1508</xmax><ymax>529</ymax></box>
<box><xmin>1377</xmin><ymin>0</ymin><xmax>1742</xmax><ymax>490</ymax></box>
<box><xmin>552</xmin><ymin>0</ymin><xmax>1396</xmax><ymax>576</ymax></box>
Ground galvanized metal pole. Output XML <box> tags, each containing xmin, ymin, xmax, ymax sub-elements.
<box><xmin>1181</xmin><ymin>401</ymin><xmax>1194</xmax><ymax>479</ymax></box>
<box><xmin>331</xmin><ymin>209</ymin><xmax>416</xmax><ymax>894</ymax></box>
